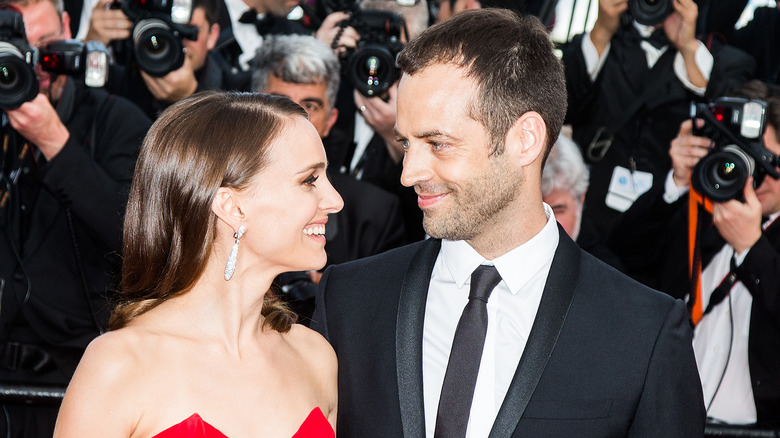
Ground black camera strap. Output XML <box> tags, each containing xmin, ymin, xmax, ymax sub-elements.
<box><xmin>586</xmin><ymin>50</ymin><xmax>675</xmax><ymax>163</ymax></box>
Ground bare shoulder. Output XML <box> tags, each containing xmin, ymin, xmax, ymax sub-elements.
<box><xmin>285</xmin><ymin>324</ymin><xmax>337</xmax><ymax>370</ymax></box>
<box><xmin>54</xmin><ymin>327</ymin><xmax>155</xmax><ymax>437</ymax></box>
<box><xmin>283</xmin><ymin>324</ymin><xmax>337</xmax><ymax>417</ymax></box>
<box><xmin>72</xmin><ymin>328</ymin><xmax>148</xmax><ymax>391</ymax></box>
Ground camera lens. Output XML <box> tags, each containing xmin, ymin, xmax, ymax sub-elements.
<box><xmin>133</xmin><ymin>19</ymin><xmax>185</xmax><ymax>77</ymax></box>
<box><xmin>0</xmin><ymin>43</ymin><xmax>40</xmax><ymax>111</ymax></box>
<box><xmin>628</xmin><ymin>0</ymin><xmax>673</xmax><ymax>26</ymax></box>
<box><xmin>349</xmin><ymin>43</ymin><xmax>399</xmax><ymax>97</ymax></box>
<box><xmin>692</xmin><ymin>146</ymin><xmax>754</xmax><ymax>202</ymax></box>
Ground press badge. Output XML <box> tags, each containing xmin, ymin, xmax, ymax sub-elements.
<box><xmin>605</xmin><ymin>166</ymin><xmax>653</xmax><ymax>212</ymax></box>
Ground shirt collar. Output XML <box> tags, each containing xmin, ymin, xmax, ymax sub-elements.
<box><xmin>440</xmin><ymin>203</ymin><xmax>559</xmax><ymax>295</ymax></box>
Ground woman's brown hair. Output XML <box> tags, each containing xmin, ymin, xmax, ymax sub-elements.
<box><xmin>109</xmin><ymin>91</ymin><xmax>306</xmax><ymax>332</ymax></box>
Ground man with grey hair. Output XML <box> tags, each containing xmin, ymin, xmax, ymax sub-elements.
<box><xmin>542</xmin><ymin>135</ymin><xmax>590</xmax><ymax>241</ymax></box>
<box><xmin>542</xmin><ymin>135</ymin><xmax>624</xmax><ymax>270</ymax></box>
<box><xmin>313</xmin><ymin>0</ymin><xmax>430</xmax><ymax>243</ymax></box>
<box><xmin>252</xmin><ymin>34</ymin><xmax>407</xmax><ymax>321</ymax></box>
<box><xmin>252</xmin><ymin>34</ymin><xmax>342</xmax><ymax>138</ymax></box>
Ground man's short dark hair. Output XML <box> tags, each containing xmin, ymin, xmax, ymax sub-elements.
<box><xmin>193</xmin><ymin>0</ymin><xmax>217</xmax><ymax>25</ymax></box>
<box><xmin>397</xmin><ymin>8</ymin><xmax>566</xmax><ymax>161</ymax></box>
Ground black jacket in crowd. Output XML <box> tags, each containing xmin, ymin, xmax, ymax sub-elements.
<box><xmin>0</xmin><ymin>79</ymin><xmax>151</xmax><ymax>387</ymax></box>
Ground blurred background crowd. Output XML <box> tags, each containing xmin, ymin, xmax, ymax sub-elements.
<box><xmin>1</xmin><ymin>0</ymin><xmax>780</xmax><ymax>435</ymax></box>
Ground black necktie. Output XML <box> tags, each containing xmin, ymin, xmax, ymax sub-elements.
<box><xmin>434</xmin><ymin>265</ymin><xmax>503</xmax><ymax>438</ymax></box>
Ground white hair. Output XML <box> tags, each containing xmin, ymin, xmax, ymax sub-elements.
<box><xmin>542</xmin><ymin>134</ymin><xmax>589</xmax><ymax>200</ymax></box>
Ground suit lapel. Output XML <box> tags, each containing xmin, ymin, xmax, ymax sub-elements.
<box><xmin>489</xmin><ymin>227</ymin><xmax>580</xmax><ymax>438</ymax></box>
<box><xmin>396</xmin><ymin>238</ymin><xmax>441</xmax><ymax>438</ymax></box>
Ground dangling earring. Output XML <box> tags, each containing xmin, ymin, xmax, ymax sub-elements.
<box><xmin>224</xmin><ymin>224</ymin><xmax>246</xmax><ymax>281</ymax></box>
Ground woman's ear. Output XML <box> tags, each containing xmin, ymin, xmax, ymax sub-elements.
<box><xmin>506</xmin><ymin>111</ymin><xmax>547</xmax><ymax>168</ymax></box>
<box><xmin>212</xmin><ymin>187</ymin><xmax>245</xmax><ymax>231</ymax></box>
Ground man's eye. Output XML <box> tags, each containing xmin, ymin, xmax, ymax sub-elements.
<box><xmin>303</xmin><ymin>102</ymin><xmax>323</xmax><ymax>113</ymax></box>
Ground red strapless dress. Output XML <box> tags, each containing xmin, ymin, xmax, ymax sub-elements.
<box><xmin>151</xmin><ymin>407</ymin><xmax>334</xmax><ymax>438</ymax></box>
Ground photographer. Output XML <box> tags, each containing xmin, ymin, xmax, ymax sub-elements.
<box><xmin>560</xmin><ymin>0</ymin><xmax>755</xmax><ymax>241</ymax></box>
<box><xmin>609</xmin><ymin>80</ymin><xmax>780</xmax><ymax>426</ymax></box>
<box><xmin>0</xmin><ymin>0</ymin><xmax>150</xmax><ymax>435</ymax></box>
<box><xmin>316</xmin><ymin>0</ymin><xmax>429</xmax><ymax>242</ymax></box>
<box><xmin>251</xmin><ymin>34</ymin><xmax>407</xmax><ymax>321</ymax></box>
<box><xmin>104</xmin><ymin>0</ymin><xmax>249</xmax><ymax>119</ymax></box>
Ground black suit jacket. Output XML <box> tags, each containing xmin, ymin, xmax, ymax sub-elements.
<box><xmin>610</xmin><ymin>183</ymin><xmax>780</xmax><ymax>425</ymax></box>
<box><xmin>313</xmin><ymin>229</ymin><xmax>706</xmax><ymax>437</ymax></box>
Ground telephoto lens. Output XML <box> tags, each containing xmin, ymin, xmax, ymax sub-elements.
<box><xmin>0</xmin><ymin>10</ymin><xmax>39</xmax><ymax>111</ymax></box>
<box><xmin>692</xmin><ymin>146</ymin><xmax>754</xmax><ymax>202</ymax></box>
<box><xmin>628</xmin><ymin>0</ymin><xmax>672</xmax><ymax>26</ymax></box>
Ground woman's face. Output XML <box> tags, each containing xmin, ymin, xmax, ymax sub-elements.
<box><xmin>238</xmin><ymin>116</ymin><xmax>343</xmax><ymax>273</ymax></box>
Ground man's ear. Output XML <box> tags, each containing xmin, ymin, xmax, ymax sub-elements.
<box><xmin>212</xmin><ymin>187</ymin><xmax>245</xmax><ymax>231</ymax></box>
<box><xmin>506</xmin><ymin>111</ymin><xmax>547</xmax><ymax>167</ymax></box>
<box><xmin>206</xmin><ymin>23</ymin><xmax>220</xmax><ymax>51</ymax></box>
<box><xmin>62</xmin><ymin>11</ymin><xmax>72</xmax><ymax>39</ymax></box>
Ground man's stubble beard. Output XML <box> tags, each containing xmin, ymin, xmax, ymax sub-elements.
<box><xmin>421</xmin><ymin>155</ymin><xmax>521</xmax><ymax>242</ymax></box>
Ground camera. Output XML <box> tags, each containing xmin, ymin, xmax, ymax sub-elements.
<box><xmin>341</xmin><ymin>8</ymin><xmax>407</xmax><ymax>97</ymax></box>
<box><xmin>117</xmin><ymin>0</ymin><xmax>198</xmax><ymax>77</ymax></box>
<box><xmin>1</xmin><ymin>9</ymin><xmax>109</xmax><ymax>111</ymax></box>
<box><xmin>691</xmin><ymin>97</ymin><xmax>780</xmax><ymax>202</ymax></box>
<box><xmin>1</xmin><ymin>9</ymin><xmax>38</xmax><ymax>110</ymax></box>
<box><xmin>628</xmin><ymin>0</ymin><xmax>672</xmax><ymax>26</ymax></box>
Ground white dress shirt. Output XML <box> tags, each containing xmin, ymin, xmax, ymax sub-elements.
<box><xmin>224</xmin><ymin>0</ymin><xmax>265</xmax><ymax>70</ymax></box>
<box><xmin>422</xmin><ymin>203</ymin><xmax>559</xmax><ymax>437</ymax></box>
<box><xmin>581</xmin><ymin>22</ymin><xmax>713</xmax><ymax>96</ymax></box>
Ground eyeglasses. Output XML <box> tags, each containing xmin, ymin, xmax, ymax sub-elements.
<box><xmin>300</xmin><ymin>100</ymin><xmax>325</xmax><ymax>115</ymax></box>
<box><xmin>34</xmin><ymin>26</ymin><xmax>65</xmax><ymax>49</ymax></box>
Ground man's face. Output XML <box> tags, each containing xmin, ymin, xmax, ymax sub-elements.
<box><xmin>397</xmin><ymin>63</ymin><xmax>521</xmax><ymax>242</ymax></box>
<box><xmin>18</xmin><ymin>0</ymin><xmax>71</xmax><ymax>100</ymax></box>
<box><xmin>756</xmin><ymin>125</ymin><xmax>780</xmax><ymax>216</ymax></box>
<box><xmin>183</xmin><ymin>7</ymin><xmax>218</xmax><ymax>72</ymax></box>
<box><xmin>543</xmin><ymin>188</ymin><xmax>584</xmax><ymax>240</ymax></box>
<box><xmin>262</xmin><ymin>74</ymin><xmax>338</xmax><ymax>138</ymax></box>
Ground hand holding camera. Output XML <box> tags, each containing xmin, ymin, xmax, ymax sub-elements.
<box><xmin>85</xmin><ymin>0</ymin><xmax>133</xmax><ymax>46</ymax></box>
<box><xmin>669</xmin><ymin>118</ymin><xmax>712</xmax><ymax>187</ymax></box>
<box><xmin>662</xmin><ymin>0</ymin><xmax>698</xmax><ymax>57</ymax></box>
<box><xmin>6</xmin><ymin>93</ymin><xmax>70</xmax><ymax>159</ymax></box>
<box><xmin>712</xmin><ymin>177</ymin><xmax>763</xmax><ymax>254</ymax></box>
<box><xmin>316</xmin><ymin>11</ymin><xmax>360</xmax><ymax>57</ymax></box>
<box><xmin>139</xmin><ymin>54</ymin><xmax>197</xmax><ymax>103</ymax></box>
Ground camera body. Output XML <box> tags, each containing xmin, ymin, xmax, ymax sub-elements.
<box><xmin>342</xmin><ymin>9</ymin><xmax>406</xmax><ymax>97</ymax></box>
<box><xmin>118</xmin><ymin>0</ymin><xmax>198</xmax><ymax>77</ymax></box>
<box><xmin>691</xmin><ymin>97</ymin><xmax>780</xmax><ymax>202</ymax></box>
<box><xmin>1</xmin><ymin>10</ymin><xmax>109</xmax><ymax>111</ymax></box>
<box><xmin>0</xmin><ymin>10</ymin><xmax>39</xmax><ymax>110</ymax></box>
<box><xmin>628</xmin><ymin>0</ymin><xmax>672</xmax><ymax>26</ymax></box>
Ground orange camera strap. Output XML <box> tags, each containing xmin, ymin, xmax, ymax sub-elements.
<box><xmin>688</xmin><ymin>186</ymin><xmax>713</xmax><ymax>326</ymax></box>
